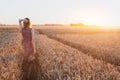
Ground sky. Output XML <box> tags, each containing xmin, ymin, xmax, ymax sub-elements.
<box><xmin>0</xmin><ymin>0</ymin><xmax>120</xmax><ymax>26</ymax></box>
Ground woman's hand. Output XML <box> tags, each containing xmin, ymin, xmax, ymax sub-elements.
<box><xmin>19</xmin><ymin>19</ymin><xmax>24</xmax><ymax>26</ymax></box>
<box><xmin>19</xmin><ymin>19</ymin><xmax>23</xmax><ymax>23</ymax></box>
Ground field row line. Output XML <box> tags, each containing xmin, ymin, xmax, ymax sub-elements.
<box><xmin>37</xmin><ymin>31</ymin><xmax>120</xmax><ymax>68</ymax></box>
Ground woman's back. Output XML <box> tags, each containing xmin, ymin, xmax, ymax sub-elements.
<box><xmin>22</xmin><ymin>28</ymin><xmax>32</xmax><ymax>43</ymax></box>
<box><xmin>21</xmin><ymin>28</ymin><xmax>36</xmax><ymax>56</ymax></box>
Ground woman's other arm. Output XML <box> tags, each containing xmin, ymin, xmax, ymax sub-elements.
<box><xmin>29</xmin><ymin>29</ymin><xmax>36</xmax><ymax>54</ymax></box>
<box><xmin>32</xmin><ymin>29</ymin><xmax>36</xmax><ymax>54</ymax></box>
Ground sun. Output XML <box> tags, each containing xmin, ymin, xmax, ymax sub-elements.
<box><xmin>81</xmin><ymin>17</ymin><xmax>119</xmax><ymax>28</ymax></box>
<box><xmin>82</xmin><ymin>17</ymin><xmax>99</xmax><ymax>25</ymax></box>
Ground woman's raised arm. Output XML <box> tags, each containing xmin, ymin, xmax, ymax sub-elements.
<box><xmin>19</xmin><ymin>19</ymin><xmax>24</xmax><ymax>32</ymax></box>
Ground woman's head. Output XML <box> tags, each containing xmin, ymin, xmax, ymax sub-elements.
<box><xmin>23</xmin><ymin>18</ymin><xmax>31</xmax><ymax>28</ymax></box>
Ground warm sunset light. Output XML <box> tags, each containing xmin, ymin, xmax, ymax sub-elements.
<box><xmin>82</xmin><ymin>17</ymin><xmax>100</xmax><ymax>25</ymax></box>
<box><xmin>1</xmin><ymin>0</ymin><xmax>120</xmax><ymax>79</ymax></box>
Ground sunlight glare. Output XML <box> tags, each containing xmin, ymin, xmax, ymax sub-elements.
<box><xmin>82</xmin><ymin>17</ymin><xmax>99</xmax><ymax>25</ymax></box>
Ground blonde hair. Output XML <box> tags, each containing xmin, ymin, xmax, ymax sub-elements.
<box><xmin>23</xmin><ymin>18</ymin><xmax>31</xmax><ymax>28</ymax></box>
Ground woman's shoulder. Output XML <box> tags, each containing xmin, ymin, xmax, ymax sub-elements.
<box><xmin>22</xmin><ymin>28</ymin><xmax>33</xmax><ymax>31</ymax></box>
<box><xmin>22</xmin><ymin>28</ymin><xmax>33</xmax><ymax>33</ymax></box>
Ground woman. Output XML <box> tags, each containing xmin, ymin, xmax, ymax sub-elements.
<box><xmin>19</xmin><ymin>18</ymin><xmax>36</xmax><ymax>61</ymax></box>
<box><xmin>19</xmin><ymin>18</ymin><xmax>40</xmax><ymax>80</ymax></box>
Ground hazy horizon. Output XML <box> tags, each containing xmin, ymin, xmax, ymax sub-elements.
<box><xmin>0</xmin><ymin>0</ymin><xmax>120</xmax><ymax>26</ymax></box>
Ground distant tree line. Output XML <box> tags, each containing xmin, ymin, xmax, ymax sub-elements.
<box><xmin>70</xmin><ymin>23</ymin><xmax>85</xmax><ymax>26</ymax></box>
<box><xmin>0</xmin><ymin>24</ymin><xmax>6</xmax><ymax>26</ymax></box>
<box><xmin>44</xmin><ymin>24</ymin><xmax>64</xmax><ymax>26</ymax></box>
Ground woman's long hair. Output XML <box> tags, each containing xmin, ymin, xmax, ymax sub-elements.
<box><xmin>23</xmin><ymin>18</ymin><xmax>31</xmax><ymax>28</ymax></box>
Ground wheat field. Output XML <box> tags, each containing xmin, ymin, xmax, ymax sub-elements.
<box><xmin>0</xmin><ymin>26</ymin><xmax>120</xmax><ymax>80</ymax></box>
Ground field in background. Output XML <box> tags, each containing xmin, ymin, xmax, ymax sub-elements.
<box><xmin>0</xmin><ymin>25</ymin><xmax>120</xmax><ymax>80</ymax></box>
